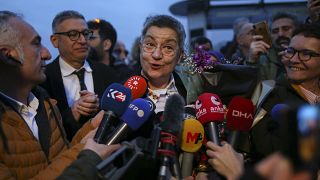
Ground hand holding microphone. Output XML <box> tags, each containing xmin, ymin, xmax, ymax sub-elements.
<box><xmin>206</xmin><ymin>141</ymin><xmax>244</xmax><ymax>180</ymax></box>
<box><xmin>94</xmin><ymin>83</ymin><xmax>132</xmax><ymax>144</ymax></box>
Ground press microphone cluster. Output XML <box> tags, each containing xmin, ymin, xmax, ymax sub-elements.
<box><xmin>94</xmin><ymin>83</ymin><xmax>132</xmax><ymax>144</ymax></box>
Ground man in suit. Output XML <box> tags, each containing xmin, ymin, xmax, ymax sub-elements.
<box><xmin>42</xmin><ymin>10</ymin><xmax>119</xmax><ymax>140</ymax></box>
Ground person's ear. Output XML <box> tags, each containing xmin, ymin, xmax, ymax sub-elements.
<box><xmin>50</xmin><ymin>34</ymin><xmax>59</xmax><ymax>48</ymax></box>
<box><xmin>177</xmin><ymin>50</ymin><xmax>185</xmax><ymax>64</ymax></box>
<box><xmin>103</xmin><ymin>39</ymin><xmax>112</xmax><ymax>51</ymax></box>
<box><xmin>0</xmin><ymin>46</ymin><xmax>22</xmax><ymax>66</ymax></box>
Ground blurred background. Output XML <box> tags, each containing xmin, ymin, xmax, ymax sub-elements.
<box><xmin>0</xmin><ymin>0</ymin><xmax>307</xmax><ymax>58</ymax></box>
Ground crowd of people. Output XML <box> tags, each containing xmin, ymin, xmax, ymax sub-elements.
<box><xmin>0</xmin><ymin>0</ymin><xmax>320</xmax><ymax>179</ymax></box>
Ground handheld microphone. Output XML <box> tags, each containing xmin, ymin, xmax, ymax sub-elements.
<box><xmin>180</xmin><ymin>118</ymin><xmax>204</xmax><ymax>178</ymax></box>
<box><xmin>195</xmin><ymin>93</ymin><xmax>225</xmax><ymax>145</ymax></box>
<box><xmin>226</xmin><ymin>96</ymin><xmax>254</xmax><ymax>147</ymax></box>
<box><xmin>94</xmin><ymin>83</ymin><xmax>132</xmax><ymax>144</ymax></box>
<box><xmin>105</xmin><ymin>98</ymin><xmax>153</xmax><ymax>145</ymax></box>
<box><xmin>158</xmin><ymin>94</ymin><xmax>185</xmax><ymax>180</ymax></box>
<box><xmin>124</xmin><ymin>76</ymin><xmax>147</xmax><ymax>99</ymax></box>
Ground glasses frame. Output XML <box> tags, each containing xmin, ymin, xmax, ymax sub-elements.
<box><xmin>141</xmin><ymin>39</ymin><xmax>178</xmax><ymax>57</ymax></box>
<box><xmin>284</xmin><ymin>47</ymin><xmax>320</xmax><ymax>61</ymax></box>
<box><xmin>54</xmin><ymin>30</ymin><xmax>93</xmax><ymax>41</ymax></box>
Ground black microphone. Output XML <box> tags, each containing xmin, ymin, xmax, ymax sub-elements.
<box><xmin>158</xmin><ymin>94</ymin><xmax>185</xmax><ymax>180</ymax></box>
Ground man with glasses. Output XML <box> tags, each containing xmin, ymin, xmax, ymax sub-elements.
<box><xmin>249</xmin><ymin>23</ymin><xmax>320</xmax><ymax>162</ymax></box>
<box><xmin>246</xmin><ymin>12</ymin><xmax>300</xmax><ymax>81</ymax></box>
<box><xmin>41</xmin><ymin>10</ymin><xmax>118</xmax><ymax>140</ymax></box>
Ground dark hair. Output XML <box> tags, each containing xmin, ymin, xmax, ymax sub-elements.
<box><xmin>190</xmin><ymin>36</ymin><xmax>213</xmax><ymax>50</ymax></box>
<box><xmin>87</xmin><ymin>18</ymin><xmax>117</xmax><ymax>54</ymax></box>
<box><xmin>141</xmin><ymin>15</ymin><xmax>186</xmax><ymax>52</ymax></box>
<box><xmin>292</xmin><ymin>23</ymin><xmax>320</xmax><ymax>40</ymax></box>
<box><xmin>270</xmin><ymin>12</ymin><xmax>300</xmax><ymax>28</ymax></box>
<box><xmin>52</xmin><ymin>10</ymin><xmax>85</xmax><ymax>33</ymax></box>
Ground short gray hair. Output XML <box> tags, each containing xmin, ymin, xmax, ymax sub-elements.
<box><xmin>52</xmin><ymin>10</ymin><xmax>85</xmax><ymax>33</ymax></box>
<box><xmin>0</xmin><ymin>11</ymin><xmax>24</xmax><ymax>60</ymax></box>
<box><xmin>141</xmin><ymin>15</ymin><xmax>186</xmax><ymax>52</ymax></box>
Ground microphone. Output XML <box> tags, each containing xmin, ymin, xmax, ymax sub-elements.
<box><xmin>124</xmin><ymin>75</ymin><xmax>147</xmax><ymax>99</ymax></box>
<box><xmin>105</xmin><ymin>98</ymin><xmax>153</xmax><ymax>145</ymax></box>
<box><xmin>94</xmin><ymin>83</ymin><xmax>132</xmax><ymax>144</ymax></box>
<box><xmin>158</xmin><ymin>94</ymin><xmax>185</xmax><ymax>180</ymax></box>
<box><xmin>297</xmin><ymin>105</ymin><xmax>320</xmax><ymax>163</ymax></box>
<box><xmin>226</xmin><ymin>96</ymin><xmax>254</xmax><ymax>147</ymax></box>
<box><xmin>195</xmin><ymin>93</ymin><xmax>225</xmax><ymax>145</ymax></box>
<box><xmin>180</xmin><ymin>118</ymin><xmax>204</xmax><ymax>178</ymax></box>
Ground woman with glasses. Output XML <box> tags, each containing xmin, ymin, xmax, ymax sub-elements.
<box><xmin>250</xmin><ymin>23</ymin><xmax>320</xmax><ymax>166</ymax></box>
<box><xmin>139</xmin><ymin>15</ymin><xmax>187</xmax><ymax>114</ymax></box>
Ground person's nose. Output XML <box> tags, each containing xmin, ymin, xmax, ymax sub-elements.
<box><xmin>77</xmin><ymin>33</ymin><xmax>87</xmax><ymax>44</ymax></box>
<box><xmin>152</xmin><ymin>46</ymin><xmax>163</xmax><ymax>60</ymax></box>
<box><xmin>41</xmin><ymin>45</ymin><xmax>52</xmax><ymax>61</ymax></box>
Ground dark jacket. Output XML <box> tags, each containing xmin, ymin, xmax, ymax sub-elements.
<box><xmin>57</xmin><ymin>149</ymin><xmax>102</xmax><ymax>180</ymax></box>
<box><xmin>41</xmin><ymin>57</ymin><xmax>120</xmax><ymax>140</ymax></box>
<box><xmin>250</xmin><ymin>76</ymin><xmax>308</xmax><ymax>162</ymax></box>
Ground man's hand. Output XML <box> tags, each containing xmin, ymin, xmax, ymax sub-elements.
<box><xmin>71</xmin><ymin>90</ymin><xmax>99</xmax><ymax>121</ymax></box>
<box><xmin>84</xmin><ymin>138</ymin><xmax>121</xmax><ymax>159</ymax></box>
<box><xmin>247</xmin><ymin>35</ymin><xmax>271</xmax><ymax>64</ymax></box>
<box><xmin>206</xmin><ymin>141</ymin><xmax>244</xmax><ymax>180</ymax></box>
<box><xmin>307</xmin><ymin>0</ymin><xmax>320</xmax><ymax>23</ymax></box>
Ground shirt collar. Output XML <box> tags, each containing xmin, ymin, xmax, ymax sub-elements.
<box><xmin>0</xmin><ymin>91</ymin><xmax>39</xmax><ymax>113</ymax></box>
<box><xmin>59</xmin><ymin>57</ymin><xmax>93</xmax><ymax>77</ymax></box>
<box><xmin>298</xmin><ymin>85</ymin><xmax>320</xmax><ymax>104</ymax></box>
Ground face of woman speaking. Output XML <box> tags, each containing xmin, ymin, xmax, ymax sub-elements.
<box><xmin>140</xmin><ymin>26</ymin><xmax>181</xmax><ymax>89</ymax></box>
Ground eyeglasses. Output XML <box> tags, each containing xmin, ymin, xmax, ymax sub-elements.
<box><xmin>284</xmin><ymin>47</ymin><xmax>320</xmax><ymax>61</ymax></box>
<box><xmin>54</xmin><ymin>30</ymin><xmax>93</xmax><ymax>41</ymax></box>
<box><xmin>141</xmin><ymin>39</ymin><xmax>177</xmax><ymax>57</ymax></box>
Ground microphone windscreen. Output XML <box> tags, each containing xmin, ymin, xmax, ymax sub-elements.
<box><xmin>297</xmin><ymin>105</ymin><xmax>319</xmax><ymax>136</ymax></box>
<box><xmin>100</xmin><ymin>83</ymin><xmax>132</xmax><ymax>116</ymax></box>
<box><xmin>124</xmin><ymin>76</ymin><xmax>147</xmax><ymax>99</ymax></box>
<box><xmin>226</xmin><ymin>96</ymin><xmax>254</xmax><ymax>131</ymax></box>
<box><xmin>195</xmin><ymin>93</ymin><xmax>225</xmax><ymax>124</ymax></box>
<box><xmin>121</xmin><ymin>98</ymin><xmax>153</xmax><ymax>130</ymax></box>
<box><xmin>144</xmin><ymin>97</ymin><xmax>156</xmax><ymax>113</ymax></box>
<box><xmin>271</xmin><ymin>104</ymin><xmax>289</xmax><ymax>122</ymax></box>
<box><xmin>181</xmin><ymin>118</ymin><xmax>204</xmax><ymax>152</ymax></box>
<box><xmin>160</xmin><ymin>94</ymin><xmax>185</xmax><ymax>135</ymax></box>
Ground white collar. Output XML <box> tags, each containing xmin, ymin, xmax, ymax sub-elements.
<box><xmin>59</xmin><ymin>57</ymin><xmax>93</xmax><ymax>77</ymax></box>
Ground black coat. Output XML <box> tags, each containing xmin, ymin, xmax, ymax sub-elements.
<box><xmin>41</xmin><ymin>57</ymin><xmax>120</xmax><ymax>140</ymax></box>
<box><xmin>250</xmin><ymin>77</ymin><xmax>307</xmax><ymax>163</ymax></box>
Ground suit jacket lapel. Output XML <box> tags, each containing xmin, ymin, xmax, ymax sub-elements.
<box><xmin>46</xmin><ymin>57</ymin><xmax>69</xmax><ymax>110</ymax></box>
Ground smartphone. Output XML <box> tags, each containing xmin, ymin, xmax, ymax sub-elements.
<box><xmin>253</xmin><ymin>21</ymin><xmax>272</xmax><ymax>47</ymax></box>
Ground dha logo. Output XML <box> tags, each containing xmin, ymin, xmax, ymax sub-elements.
<box><xmin>232</xmin><ymin>110</ymin><xmax>253</xmax><ymax>119</ymax></box>
<box><xmin>211</xmin><ymin>96</ymin><xmax>221</xmax><ymax>106</ymax></box>
<box><xmin>129</xmin><ymin>104</ymin><xmax>145</xmax><ymax>117</ymax></box>
<box><xmin>195</xmin><ymin>100</ymin><xmax>202</xmax><ymax>109</ymax></box>
<box><xmin>186</xmin><ymin>132</ymin><xmax>203</xmax><ymax>144</ymax></box>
